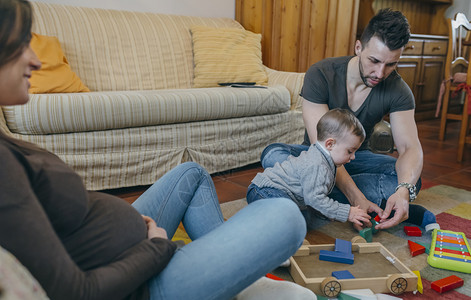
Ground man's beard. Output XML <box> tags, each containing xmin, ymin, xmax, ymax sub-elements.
<box><xmin>358</xmin><ymin>56</ymin><xmax>382</xmax><ymax>88</ymax></box>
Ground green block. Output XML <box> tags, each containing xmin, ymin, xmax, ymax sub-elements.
<box><xmin>371</xmin><ymin>219</ymin><xmax>379</xmax><ymax>234</ymax></box>
<box><xmin>338</xmin><ymin>292</ymin><xmax>361</xmax><ymax>300</ymax></box>
<box><xmin>359</xmin><ymin>227</ymin><xmax>373</xmax><ymax>242</ymax></box>
<box><xmin>415</xmin><ymin>241</ymin><xmax>430</xmax><ymax>254</ymax></box>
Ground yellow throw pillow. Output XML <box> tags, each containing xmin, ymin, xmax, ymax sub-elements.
<box><xmin>29</xmin><ymin>33</ymin><xmax>90</xmax><ymax>94</ymax></box>
<box><xmin>191</xmin><ymin>26</ymin><xmax>268</xmax><ymax>88</ymax></box>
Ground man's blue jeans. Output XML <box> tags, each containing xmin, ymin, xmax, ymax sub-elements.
<box><xmin>261</xmin><ymin>143</ymin><xmax>421</xmax><ymax>206</ymax></box>
<box><xmin>132</xmin><ymin>162</ymin><xmax>306</xmax><ymax>300</ymax></box>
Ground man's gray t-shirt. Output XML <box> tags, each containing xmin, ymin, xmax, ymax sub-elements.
<box><xmin>300</xmin><ymin>56</ymin><xmax>415</xmax><ymax>149</ymax></box>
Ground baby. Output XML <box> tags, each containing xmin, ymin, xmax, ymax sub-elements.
<box><xmin>247</xmin><ymin>108</ymin><xmax>370</xmax><ymax>227</ymax></box>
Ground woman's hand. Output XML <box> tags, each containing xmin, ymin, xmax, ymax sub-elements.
<box><xmin>142</xmin><ymin>215</ymin><xmax>168</xmax><ymax>240</ymax></box>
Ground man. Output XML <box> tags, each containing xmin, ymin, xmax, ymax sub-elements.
<box><xmin>261</xmin><ymin>9</ymin><xmax>424</xmax><ymax>230</ymax></box>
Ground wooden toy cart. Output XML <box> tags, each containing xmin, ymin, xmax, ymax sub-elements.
<box><xmin>288</xmin><ymin>237</ymin><xmax>418</xmax><ymax>297</ymax></box>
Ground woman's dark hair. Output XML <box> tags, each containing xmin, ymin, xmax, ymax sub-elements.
<box><xmin>360</xmin><ymin>8</ymin><xmax>410</xmax><ymax>51</ymax></box>
<box><xmin>0</xmin><ymin>0</ymin><xmax>33</xmax><ymax>68</ymax></box>
<box><xmin>317</xmin><ymin>108</ymin><xmax>365</xmax><ymax>142</ymax></box>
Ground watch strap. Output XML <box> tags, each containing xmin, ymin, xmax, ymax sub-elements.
<box><xmin>395</xmin><ymin>182</ymin><xmax>417</xmax><ymax>202</ymax></box>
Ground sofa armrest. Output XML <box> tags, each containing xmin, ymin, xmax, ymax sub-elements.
<box><xmin>0</xmin><ymin>107</ymin><xmax>13</xmax><ymax>136</ymax></box>
<box><xmin>265</xmin><ymin>67</ymin><xmax>305</xmax><ymax>111</ymax></box>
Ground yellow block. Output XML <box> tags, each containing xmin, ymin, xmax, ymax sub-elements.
<box><xmin>171</xmin><ymin>223</ymin><xmax>192</xmax><ymax>245</ymax></box>
<box><xmin>413</xmin><ymin>270</ymin><xmax>423</xmax><ymax>294</ymax></box>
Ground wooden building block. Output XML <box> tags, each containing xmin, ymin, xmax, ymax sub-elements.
<box><xmin>412</xmin><ymin>270</ymin><xmax>423</xmax><ymax>294</ymax></box>
<box><xmin>404</xmin><ymin>226</ymin><xmax>422</xmax><ymax>237</ymax></box>
<box><xmin>414</xmin><ymin>241</ymin><xmax>430</xmax><ymax>254</ymax></box>
<box><xmin>332</xmin><ymin>270</ymin><xmax>355</xmax><ymax>279</ymax></box>
<box><xmin>431</xmin><ymin>275</ymin><xmax>464</xmax><ymax>293</ymax></box>
<box><xmin>335</xmin><ymin>238</ymin><xmax>352</xmax><ymax>254</ymax></box>
<box><xmin>338</xmin><ymin>292</ymin><xmax>361</xmax><ymax>300</ymax></box>
<box><xmin>319</xmin><ymin>249</ymin><xmax>354</xmax><ymax>264</ymax></box>
<box><xmin>408</xmin><ymin>240</ymin><xmax>425</xmax><ymax>256</ymax></box>
<box><xmin>360</xmin><ymin>227</ymin><xmax>373</xmax><ymax>242</ymax></box>
<box><xmin>371</xmin><ymin>219</ymin><xmax>380</xmax><ymax>234</ymax></box>
<box><xmin>265</xmin><ymin>273</ymin><xmax>284</xmax><ymax>281</ymax></box>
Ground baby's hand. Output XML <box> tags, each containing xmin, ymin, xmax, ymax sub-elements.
<box><xmin>348</xmin><ymin>206</ymin><xmax>370</xmax><ymax>227</ymax></box>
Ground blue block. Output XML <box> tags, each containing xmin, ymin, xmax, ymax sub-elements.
<box><xmin>319</xmin><ymin>250</ymin><xmax>354</xmax><ymax>264</ymax></box>
<box><xmin>332</xmin><ymin>270</ymin><xmax>355</xmax><ymax>279</ymax></box>
<box><xmin>335</xmin><ymin>238</ymin><xmax>352</xmax><ymax>254</ymax></box>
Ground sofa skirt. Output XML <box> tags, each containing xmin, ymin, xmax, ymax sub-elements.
<box><xmin>11</xmin><ymin>110</ymin><xmax>304</xmax><ymax>190</ymax></box>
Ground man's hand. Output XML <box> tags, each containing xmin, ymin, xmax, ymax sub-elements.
<box><xmin>374</xmin><ymin>189</ymin><xmax>409</xmax><ymax>229</ymax></box>
<box><xmin>142</xmin><ymin>215</ymin><xmax>168</xmax><ymax>240</ymax></box>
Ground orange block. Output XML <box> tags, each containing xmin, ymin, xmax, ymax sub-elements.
<box><xmin>408</xmin><ymin>240</ymin><xmax>426</xmax><ymax>256</ymax></box>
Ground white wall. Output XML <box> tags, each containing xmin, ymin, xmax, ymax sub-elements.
<box><xmin>30</xmin><ymin>0</ymin><xmax>236</xmax><ymax>19</ymax></box>
<box><xmin>445</xmin><ymin>0</ymin><xmax>471</xmax><ymax>20</ymax></box>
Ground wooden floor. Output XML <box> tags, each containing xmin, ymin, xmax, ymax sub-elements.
<box><xmin>105</xmin><ymin>118</ymin><xmax>471</xmax><ymax>204</ymax></box>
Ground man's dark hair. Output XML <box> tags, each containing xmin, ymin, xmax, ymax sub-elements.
<box><xmin>360</xmin><ymin>8</ymin><xmax>410</xmax><ymax>50</ymax></box>
<box><xmin>0</xmin><ymin>0</ymin><xmax>33</xmax><ymax>68</ymax></box>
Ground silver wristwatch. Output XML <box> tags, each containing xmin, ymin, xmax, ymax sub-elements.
<box><xmin>395</xmin><ymin>182</ymin><xmax>417</xmax><ymax>202</ymax></box>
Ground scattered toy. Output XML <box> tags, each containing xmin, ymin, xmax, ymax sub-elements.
<box><xmin>332</xmin><ymin>270</ymin><xmax>355</xmax><ymax>280</ymax></box>
<box><xmin>335</xmin><ymin>238</ymin><xmax>352</xmax><ymax>254</ymax></box>
<box><xmin>319</xmin><ymin>249</ymin><xmax>354</xmax><ymax>264</ymax></box>
<box><xmin>408</xmin><ymin>240</ymin><xmax>426</xmax><ymax>256</ymax></box>
<box><xmin>427</xmin><ymin>229</ymin><xmax>471</xmax><ymax>273</ymax></box>
<box><xmin>431</xmin><ymin>275</ymin><xmax>464</xmax><ymax>293</ymax></box>
<box><xmin>404</xmin><ymin>226</ymin><xmax>422</xmax><ymax>237</ymax></box>
<box><xmin>412</xmin><ymin>270</ymin><xmax>423</xmax><ymax>294</ymax></box>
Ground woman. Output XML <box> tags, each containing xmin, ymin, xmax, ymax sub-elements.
<box><xmin>0</xmin><ymin>0</ymin><xmax>314</xmax><ymax>299</ymax></box>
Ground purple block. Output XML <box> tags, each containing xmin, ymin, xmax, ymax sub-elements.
<box><xmin>319</xmin><ymin>250</ymin><xmax>354</xmax><ymax>264</ymax></box>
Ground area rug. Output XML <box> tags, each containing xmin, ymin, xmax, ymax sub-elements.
<box><xmin>173</xmin><ymin>184</ymin><xmax>471</xmax><ymax>299</ymax></box>
<box><xmin>300</xmin><ymin>184</ymin><xmax>471</xmax><ymax>299</ymax></box>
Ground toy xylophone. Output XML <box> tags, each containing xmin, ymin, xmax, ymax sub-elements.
<box><xmin>427</xmin><ymin>229</ymin><xmax>471</xmax><ymax>274</ymax></box>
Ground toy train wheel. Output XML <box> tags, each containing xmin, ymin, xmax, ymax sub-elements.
<box><xmin>351</xmin><ymin>236</ymin><xmax>367</xmax><ymax>244</ymax></box>
<box><xmin>387</xmin><ymin>274</ymin><xmax>408</xmax><ymax>295</ymax></box>
<box><xmin>321</xmin><ymin>276</ymin><xmax>341</xmax><ymax>298</ymax></box>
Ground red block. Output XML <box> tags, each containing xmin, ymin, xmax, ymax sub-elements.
<box><xmin>431</xmin><ymin>275</ymin><xmax>464</xmax><ymax>293</ymax></box>
<box><xmin>374</xmin><ymin>215</ymin><xmax>381</xmax><ymax>222</ymax></box>
<box><xmin>408</xmin><ymin>240</ymin><xmax>425</xmax><ymax>256</ymax></box>
<box><xmin>404</xmin><ymin>226</ymin><xmax>422</xmax><ymax>236</ymax></box>
<box><xmin>266</xmin><ymin>273</ymin><xmax>284</xmax><ymax>281</ymax></box>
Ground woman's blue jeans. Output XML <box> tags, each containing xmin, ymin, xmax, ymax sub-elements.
<box><xmin>261</xmin><ymin>143</ymin><xmax>421</xmax><ymax>206</ymax></box>
<box><xmin>132</xmin><ymin>162</ymin><xmax>306</xmax><ymax>300</ymax></box>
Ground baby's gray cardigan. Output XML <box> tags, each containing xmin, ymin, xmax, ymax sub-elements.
<box><xmin>252</xmin><ymin>143</ymin><xmax>350</xmax><ymax>222</ymax></box>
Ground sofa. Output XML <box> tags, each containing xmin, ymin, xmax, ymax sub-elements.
<box><xmin>0</xmin><ymin>2</ymin><xmax>305</xmax><ymax>191</ymax></box>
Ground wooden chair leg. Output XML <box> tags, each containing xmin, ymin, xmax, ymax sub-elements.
<box><xmin>457</xmin><ymin>100</ymin><xmax>469</xmax><ymax>162</ymax></box>
<box><xmin>439</xmin><ymin>84</ymin><xmax>452</xmax><ymax>141</ymax></box>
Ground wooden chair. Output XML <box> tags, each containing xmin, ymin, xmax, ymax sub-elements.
<box><xmin>457</xmin><ymin>77</ymin><xmax>471</xmax><ymax>161</ymax></box>
<box><xmin>438</xmin><ymin>13</ymin><xmax>471</xmax><ymax>142</ymax></box>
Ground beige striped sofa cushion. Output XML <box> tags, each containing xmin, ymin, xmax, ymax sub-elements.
<box><xmin>4</xmin><ymin>86</ymin><xmax>290</xmax><ymax>135</ymax></box>
<box><xmin>31</xmin><ymin>2</ymin><xmax>243</xmax><ymax>92</ymax></box>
